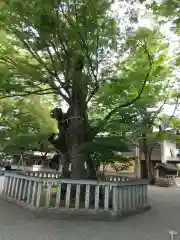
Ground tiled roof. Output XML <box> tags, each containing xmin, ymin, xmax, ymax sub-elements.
<box><xmin>155</xmin><ymin>163</ymin><xmax>179</xmax><ymax>171</ymax></box>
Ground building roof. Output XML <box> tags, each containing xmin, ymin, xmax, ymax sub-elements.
<box><xmin>155</xmin><ymin>163</ymin><xmax>179</xmax><ymax>171</ymax></box>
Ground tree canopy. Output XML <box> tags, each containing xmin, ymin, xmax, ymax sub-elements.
<box><xmin>0</xmin><ymin>95</ymin><xmax>57</xmax><ymax>156</ymax></box>
<box><xmin>0</xmin><ymin>0</ymin><xmax>179</xmax><ymax>179</ymax></box>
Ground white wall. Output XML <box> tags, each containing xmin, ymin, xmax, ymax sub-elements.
<box><xmin>162</xmin><ymin>140</ymin><xmax>178</xmax><ymax>162</ymax></box>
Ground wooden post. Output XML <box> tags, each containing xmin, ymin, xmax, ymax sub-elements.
<box><xmin>144</xmin><ymin>184</ymin><xmax>148</xmax><ymax>205</ymax></box>
<box><xmin>75</xmin><ymin>184</ymin><xmax>81</xmax><ymax>209</ymax></box>
<box><xmin>135</xmin><ymin>184</ymin><xmax>138</xmax><ymax>207</ymax></box>
<box><xmin>127</xmin><ymin>185</ymin><xmax>132</xmax><ymax>210</ymax></box>
<box><xmin>27</xmin><ymin>180</ymin><xmax>33</xmax><ymax>205</ymax></box>
<box><xmin>22</xmin><ymin>179</ymin><xmax>28</xmax><ymax>200</ymax></box>
<box><xmin>140</xmin><ymin>184</ymin><xmax>143</xmax><ymax>206</ymax></box>
<box><xmin>85</xmin><ymin>185</ymin><xmax>90</xmax><ymax>209</ymax></box>
<box><xmin>104</xmin><ymin>185</ymin><xmax>109</xmax><ymax>211</ymax></box>
<box><xmin>18</xmin><ymin>179</ymin><xmax>23</xmax><ymax>201</ymax></box>
<box><xmin>137</xmin><ymin>184</ymin><xmax>140</xmax><ymax>207</ymax></box>
<box><xmin>118</xmin><ymin>186</ymin><xmax>123</xmax><ymax>211</ymax></box>
<box><xmin>14</xmin><ymin>178</ymin><xmax>20</xmax><ymax>199</ymax></box>
<box><xmin>55</xmin><ymin>184</ymin><xmax>61</xmax><ymax>208</ymax></box>
<box><xmin>31</xmin><ymin>181</ymin><xmax>37</xmax><ymax>206</ymax></box>
<box><xmin>10</xmin><ymin>177</ymin><xmax>16</xmax><ymax>198</ymax></box>
<box><xmin>94</xmin><ymin>185</ymin><xmax>100</xmax><ymax>210</ymax></box>
<box><xmin>3</xmin><ymin>176</ymin><xmax>8</xmax><ymax>196</ymax></box>
<box><xmin>123</xmin><ymin>186</ymin><xmax>128</xmax><ymax>211</ymax></box>
<box><xmin>132</xmin><ymin>185</ymin><xmax>136</xmax><ymax>209</ymax></box>
<box><xmin>112</xmin><ymin>186</ymin><xmax>118</xmax><ymax>214</ymax></box>
<box><xmin>7</xmin><ymin>176</ymin><xmax>13</xmax><ymax>197</ymax></box>
<box><xmin>45</xmin><ymin>182</ymin><xmax>52</xmax><ymax>207</ymax></box>
<box><xmin>65</xmin><ymin>184</ymin><xmax>71</xmax><ymax>208</ymax></box>
<box><xmin>36</xmin><ymin>182</ymin><xmax>42</xmax><ymax>208</ymax></box>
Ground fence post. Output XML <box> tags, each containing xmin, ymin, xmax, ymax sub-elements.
<box><xmin>27</xmin><ymin>180</ymin><xmax>33</xmax><ymax>205</ymax></box>
<box><xmin>22</xmin><ymin>179</ymin><xmax>28</xmax><ymax>200</ymax></box>
<box><xmin>7</xmin><ymin>176</ymin><xmax>13</xmax><ymax>197</ymax></box>
<box><xmin>104</xmin><ymin>185</ymin><xmax>109</xmax><ymax>211</ymax></box>
<box><xmin>75</xmin><ymin>184</ymin><xmax>81</xmax><ymax>209</ymax></box>
<box><xmin>36</xmin><ymin>181</ymin><xmax>42</xmax><ymax>208</ymax></box>
<box><xmin>18</xmin><ymin>179</ymin><xmax>23</xmax><ymax>201</ymax></box>
<box><xmin>3</xmin><ymin>175</ymin><xmax>8</xmax><ymax>196</ymax></box>
<box><xmin>112</xmin><ymin>185</ymin><xmax>118</xmax><ymax>215</ymax></box>
<box><xmin>10</xmin><ymin>177</ymin><xmax>16</xmax><ymax>198</ymax></box>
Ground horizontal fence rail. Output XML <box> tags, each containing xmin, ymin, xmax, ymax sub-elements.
<box><xmin>3</xmin><ymin>172</ymin><xmax>148</xmax><ymax>219</ymax></box>
<box><xmin>103</xmin><ymin>175</ymin><xmax>136</xmax><ymax>182</ymax></box>
<box><xmin>18</xmin><ymin>170</ymin><xmax>135</xmax><ymax>181</ymax></box>
<box><xmin>20</xmin><ymin>171</ymin><xmax>61</xmax><ymax>179</ymax></box>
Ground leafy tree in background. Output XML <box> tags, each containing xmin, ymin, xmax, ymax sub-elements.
<box><xmin>0</xmin><ymin>95</ymin><xmax>57</xmax><ymax>163</ymax></box>
<box><xmin>148</xmin><ymin>0</ymin><xmax>180</xmax><ymax>65</ymax></box>
<box><xmin>98</xmin><ymin>87</ymin><xmax>180</xmax><ymax>183</ymax></box>
<box><xmin>91</xmin><ymin>25</ymin><xmax>179</xmax><ymax>183</ymax></box>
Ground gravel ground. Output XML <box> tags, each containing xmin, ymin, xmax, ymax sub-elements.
<box><xmin>0</xmin><ymin>176</ymin><xmax>180</xmax><ymax>240</ymax></box>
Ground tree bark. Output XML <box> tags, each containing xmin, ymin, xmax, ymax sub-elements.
<box><xmin>68</xmin><ymin>91</ymin><xmax>88</xmax><ymax>179</ymax></box>
<box><xmin>49</xmin><ymin>56</ymin><xmax>97</xmax><ymax>180</ymax></box>
<box><xmin>142</xmin><ymin>136</ymin><xmax>155</xmax><ymax>184</ymax></box>
<box><xmin>144</xmin><ymin>152</ymin><xmax>155</xmax><ymax>184</ymax></box>
<box><xmin>86</xmin><ymin>155</ymin><xmax>97</xmax><ymax>179</ymax></box>
<box><xmin>67</xmin><ymin>55</ymin><xmax>97</xmax><ymax>179</ymax></box>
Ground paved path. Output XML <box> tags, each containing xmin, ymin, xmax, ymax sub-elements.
<box><xmin>0</xmin><ymin>179</ymin><xmax>180</xmax><ymax>240</ymax></box>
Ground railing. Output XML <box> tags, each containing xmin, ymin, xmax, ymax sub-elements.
<box><xmin>19</xmin><ymin>170</ymin><xmax>61</xmax><ymax>179</ymax></box>
<box><xmin>103</xmin><ymin>175</ymin><xmax>136</xmax><ymax>182</ymax></box>
<box><xmin>3</xmin><ymin>172</ymin><xmax>148</xmax><ymax>219</ymax></box>
<box><xmin>17</xmin><ymin>170</ymin><xmax>135</xmax><ymax>181</ymax></box>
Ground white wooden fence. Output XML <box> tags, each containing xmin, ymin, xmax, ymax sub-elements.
<box><xmin>3</xmin><ymin>172</ymin><xmax>148</xmax><ymax>219</ymax></box>
<box><xmin>20</xmin><ymin>170</ymin><xmax>61</xmax><ymax>179</ymax></box>
<box><xmin>20</xmin><ymin>170</ymin><xmax>135</xmax><ymax>182</ymax></box>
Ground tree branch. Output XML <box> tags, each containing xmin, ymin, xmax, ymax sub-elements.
<box><xmin>4</xmin><ymin>24</ymin><xmax>69</xmax><ymax>103</ymax></box>
<box><xmin>140</xmin><ymin>90</ymin><xmax>180</xmax><ymax>156</ymax></box>
<box><xmin>165</xmin><ymin>92</ymin><xmax>180</xmax><ymax>128</ymax></box>
<box><xmin>86</xmin><ymin>17</ymin><xmax>100</xmax><ymax>103</ymax></box>
<box><xmin>45</xmin><ymin>46</ymin><xmax>64</xmax><ymax>87</ymax></box>
<box><xmin>90</xmin><ymin>42</ymin><xmax>153</xmax><ymax>138</ymax></box>
<box><xmin>59</xmin><ymin>1</ymin><xmax>98</xmax><ymax>84</ymax></box>
<box><xmin>0</xmin><ymin>89</ymin><xmax>57</xmax><ymax>99</ymax></box>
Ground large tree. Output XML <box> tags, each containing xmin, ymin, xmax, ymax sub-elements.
<box><xmin>0</xmin><ymin>0</ymin><xmax>158</xmax><ymax>179</ymax></box>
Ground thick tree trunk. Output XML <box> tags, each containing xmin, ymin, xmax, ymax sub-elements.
<box><xmin>68</xmin><ymin>99</ymin><xmax>88</xmax><ymax>179</ymax></box>
<box><xmin>142</xmin><ymin>136</ymin><xmax>155</xmax><ymax>184</ymax></box>
<box><xmin>68</xmin><ymin>56</ymin><xmax>96</xmax><ymax>179</ymax></box>
<box><xmin>49</xmin><ymin>56</ymin><xmax>97</xmax><ymax>180</ymax></box>
<box><xmin>144</xmin><ymin>153</ymin><xmax>155</xmax><ymax>184</ymax></box>
<box><xmin>86</xmin><ymin>155</ymin><xmax>97</xmax><ymax>179</ymax></box>
<box><xmin>58</xmin><ymin>152</ymin><xmax>70</xmax><ymax>178</ymax></box>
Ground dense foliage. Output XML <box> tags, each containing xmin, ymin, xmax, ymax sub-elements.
<box><xmin>0</xmin><ymin>0</ymin><xmax>179</xmax><ymax>180</ymax></box>
<box><xmin>0</xmin><ymin>96</ymin><xmax>57</xmax><ymax>156</ymax></box>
